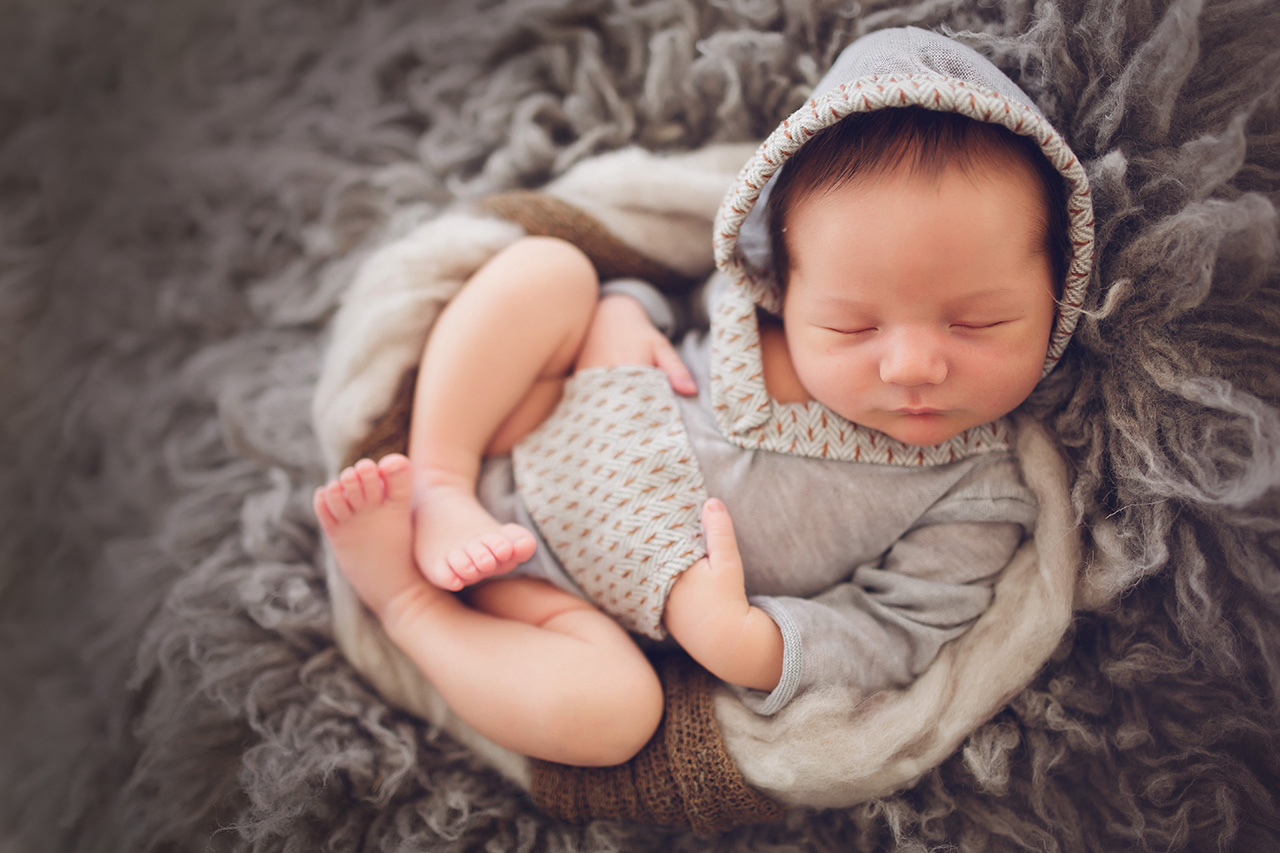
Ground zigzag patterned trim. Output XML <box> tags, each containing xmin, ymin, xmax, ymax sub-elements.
<box><xmin>713</xmin><ymin>72</ymin><xmax>1095</xmax><ymax>379</ymax></box>
<box><xmin>709</xmin><ymin>290</ymin><xmax>1012</xmax><ymax>466</ymax></box>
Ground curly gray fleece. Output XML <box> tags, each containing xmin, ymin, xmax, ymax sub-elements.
<box><xmin>1</xmin><ymin>0</ymin><xmax>1277</xmax><ymax>850</ymax></box>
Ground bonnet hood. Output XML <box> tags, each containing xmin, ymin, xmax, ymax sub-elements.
<box><xmin>706</xmin><ymin>26</ymin><xmax>1095</xmax><ymax>466</ymax></box>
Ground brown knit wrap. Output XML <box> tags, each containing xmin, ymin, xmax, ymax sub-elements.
<box><xmin>342</xmin><ymin>366</ymin><xmax>415</xmax><ymax>469</ymax></box>
<box><xmin>529</xmin><ymin>652</ymin><xmax>786</xmax><ymax>831</ymax></box>
<box><xmin>343</xmin><ymin>193</ymin><xmax>783</xmax><ymax>830</ymax></box>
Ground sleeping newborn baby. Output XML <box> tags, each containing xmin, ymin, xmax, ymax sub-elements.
<box><xmin>313</xmin><ymin>27</ymin><xmax>1093</xmax><ymax>767</ymax></box>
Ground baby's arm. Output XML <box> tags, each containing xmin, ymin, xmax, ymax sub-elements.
<box><xmin>663</xmin><ymin>500</ymin><xmax>784</xmax><ymax>693</ymax></box>
<box><xmin>667</xmin><ymin>482</ymin><xmax>1032</xmax><ymax>713</ymax></box>
<box><xmin>739</xmin><ymin>518</ymin><xmax>1025</xmax><ymax>715</ymax></box>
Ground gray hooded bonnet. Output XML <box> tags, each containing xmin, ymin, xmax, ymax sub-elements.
<box><xmin>715</xmin><ymin>26</ymin><xmax>1095</xmax><ymax>381</ymax></box>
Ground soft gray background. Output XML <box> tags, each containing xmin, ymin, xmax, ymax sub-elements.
<box><xmin>2</xmin><ymin>0</ymin><xmax>1278</xmax><ymax>850</ymax></box>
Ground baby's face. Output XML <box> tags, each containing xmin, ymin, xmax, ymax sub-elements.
<box><xmin>781</xmin><ymin>153</ymin><xmax>1057</xmax><ymax>447</ymax></box>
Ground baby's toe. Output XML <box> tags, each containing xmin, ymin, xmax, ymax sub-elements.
<box><xmin>441</xmin><ymin>549</ymin><xmax>477</xmax><ymax>589</ymax></box>
<box><xmin>313</xmin><ymin>488</ymin><xmax>338</xmax><ymax>532</ymax></box>
<box><xmin>378</xmin><ymin>454</ymin><xmax>414</xmax><ymax>503</ymax></box>
<box><xmin>480</xmin><ymin>531</ymin><xmax>515</xmax><ymax>563</ymax></box>
<box><xmin>353</xmin><ymin>459</ymin><xmax>385</xmax><ymax>504</ymax></box>
<box><xmin>500</xmin><ymin>524</ymin><xmax>538</xmax><ymax>562</ymax></box>
<box><xmin>463</xmin><ymin>541</ymin><xmax>498</xmax><ymax>576</ymax></box>
<box><xmin>339</xmin><ymin>466</ymin><xmax>366</xmax><ymax>510</ymax></box>
<box><xmin>422</xmin><ymin>559</ymin><xmax>462</xmax><ymax>592</ymax></box>
<box><xmin>324</xmin><ymin>481</ymin><xmax>354</xmax><ymax>522</ymax></box>
<box><xmin>446</xmin><ymin>548</ymin><xmax>482</xmax><ymax>583</ymax></box>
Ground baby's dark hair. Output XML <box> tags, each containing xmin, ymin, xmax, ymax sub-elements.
<box><xmin>767</xmin><ymin>106</ymin><xmax>1071</xmax><ymax>295</ymax></box>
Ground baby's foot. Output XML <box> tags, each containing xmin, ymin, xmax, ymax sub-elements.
<box><xmin>315</xmin><ymin>454</ymin><xmax>431</xmax><ymax>616</ymax></box>
<box><xmin>412</xmin><ymin>472</ymin><xmax>537</xmax><ymax>592</ymax></box>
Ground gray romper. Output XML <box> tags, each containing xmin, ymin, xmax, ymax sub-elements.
<box><xmin>478</xmin><ymin>277</ymin><xmax>1038</xmax><ymax>716</ymax></box>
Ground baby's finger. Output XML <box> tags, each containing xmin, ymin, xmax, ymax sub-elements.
<box><xmin>654</xmin><ymin>336</ymin><xmax>697</xmax><ymax>396</ymax></box>
<box><xmin>701</xmin><ymin>498</ymin><xmax>742</xmax><ymax>571</ymax></box>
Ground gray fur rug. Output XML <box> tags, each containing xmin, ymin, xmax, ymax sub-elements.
<box><xmin>2</xmin><ymin>0</ymin><xmax>1278</xmax><ymax>850</ymax></box>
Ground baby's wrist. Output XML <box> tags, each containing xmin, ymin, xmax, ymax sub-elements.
<box><xmin>667</xmin><ymin>596</ymin><xmax>779</xmax><ymax>691</ymax></box>
<box><xmin>701</xmin><ymin>606</ymin><xmax>783</xmax><ymax>693</ymax></box>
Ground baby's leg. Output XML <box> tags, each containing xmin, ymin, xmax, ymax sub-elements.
<box><xmin>317</xmin><ymin>456</ymin><xmax>662</xmax><ymax>766</ymax></box>
<box><xmin>450</xmin><ymin>578</ymin><xmax>663</xmax><ymax>766</ymax></box>
<box><xmin>408</xmin><ymin>236</ymin><xmax>599</xmax><ymax>590</ymax></box>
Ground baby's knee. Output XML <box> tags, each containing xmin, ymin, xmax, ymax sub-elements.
<box><xmin>536</xmin><ymin>661</ymin><xmax>664</xmax><ymax>766</ymax></box>
<box><xmin>500</xmin><ymin>236</ymin><xmax>599</xmax><ymax>308</ymax></box>
<box><xmin>591</xmin><ymin>668</ymin><xmax>665</xmax><ymax>765</ymax></box>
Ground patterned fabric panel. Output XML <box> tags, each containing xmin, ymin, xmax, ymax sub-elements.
<box><xmin>512</xmin><ymin>367</ymin><xmax>710</xmax><ymax>639</ymax></box>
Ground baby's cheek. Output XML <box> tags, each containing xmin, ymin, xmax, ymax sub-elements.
<box><xmin>973</xmin><ymin>346</ymin><xmax>1042</xmax><ymax>413</ymax></box>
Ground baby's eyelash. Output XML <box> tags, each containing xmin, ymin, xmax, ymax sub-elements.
<box><xmin>951</xmin><ymin>321</ymin><xmax>1008</xmax><ymax>330</ymax></box>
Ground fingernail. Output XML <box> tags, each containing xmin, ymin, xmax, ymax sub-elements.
<box><xmin>705</xmin><ymin>498</ymin><xmax>725</xmax><ymax>513</ymax></box>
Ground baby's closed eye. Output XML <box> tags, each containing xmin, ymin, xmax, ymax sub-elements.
<box><xmin>949</xmin><ymin>320</ymin><xmax>1010</xmax><ymax>330</ymax></box>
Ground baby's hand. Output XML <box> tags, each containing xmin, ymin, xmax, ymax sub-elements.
<box><xmin>664</xmin><ymin>500</ymin><xmax>783</xmax><ymax>692</ymax></box>
<box><xmin>666</xmin><ymin>499</ymin><xmax>749</xmax><ymax>626</ymax></box>
<box><xmin>575</xmin><ymin>293</ymin><xmax>697</xmax><ymax>395</ymax></box>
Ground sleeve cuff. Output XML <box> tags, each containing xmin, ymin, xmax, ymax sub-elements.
<box><xmin>600</xmin><ymin>277</ymin><xmax>678</xmax><ymax>338</ymax></box>
<box><xmin>732</xmin><ymin>596</ymin><xmax>804</xmax><ymax>716</ymax></box>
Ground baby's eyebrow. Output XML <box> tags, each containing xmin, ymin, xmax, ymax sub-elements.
<box><xmin>944</xmin><ymin>287</ymin><xmax>1023</xmax><ymax>305</ymax></box>
<box><xmin>816</xmin><ymin>288</ymin><xmax>1022</xmax><ymax>310</ymax></box>
<box><xmin>814</xmin><ymin>295</ymin><xmax>875</xmax><ymax>310</ymax></box>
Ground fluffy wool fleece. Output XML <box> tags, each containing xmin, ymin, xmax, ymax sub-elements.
<box><xmin>2</xmin><ymin>0</ymin><xmax>1277</xmax><ymax>850</ymax></box>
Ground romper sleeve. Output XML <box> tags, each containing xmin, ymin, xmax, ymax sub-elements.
<box><xmin>599</xmin><ymin>277</ymin><xmax>694</xmax><ymax>340</ymax></box>
<box><xmin>734</xmin><ymin>467</ymin><xmax>1039</xmax><ymax>716</ymax></box>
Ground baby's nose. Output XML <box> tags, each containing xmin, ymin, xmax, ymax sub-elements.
<box><xmin>878</xmin><ymin>329</ymin><xmax>948</xmax><ymax>386</ymax></box>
